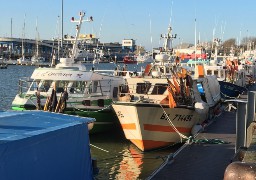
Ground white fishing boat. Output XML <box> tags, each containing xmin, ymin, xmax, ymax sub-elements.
<box><xmin>111</xmin><ymin>25</ymin><xmax>221</xmax><ymax>151</ymax></box>
<box><xmin>136</xmin><ymin>53</ymin><xmax>153</xmax><ymax>63</ymax></box>
<box><xmin>11</xmin><ymin>12</ymin><xmax>125</xmax><ymax>134</ymax></box>
<box><xmin>112</xmin><ymin>53</ymin><xmax>221</xmax><ymax>151</ymax></box>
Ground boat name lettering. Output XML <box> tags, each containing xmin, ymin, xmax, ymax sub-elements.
<box><xmin>39</xmin><ymin>71</ymin><xmax>73</xmax><ymax>77</ymax></box>
<box><xmin>117</xmin><ymin>111</ymin><xmax>124</xmax><ymax>118</ymax></box>
<box><xmin>160</xmin><ymin>113</ymin><xmax>193</xmax><ymax>121</ymax></box>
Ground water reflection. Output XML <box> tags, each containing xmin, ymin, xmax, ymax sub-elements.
<box><xmin>114</xmin><ymin>145</ymin><xmax>143</xmax><ymax>179</ymax></box>
<box><xmin>90</xmin><ymin>129</ymin><xmax>181</xmax><ymax>179</ymax></box>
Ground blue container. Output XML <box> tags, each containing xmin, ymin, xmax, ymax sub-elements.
<box><xmin>197</xmin><ymin>83</ymin><xmax>205</xmax><ymax>95</ymax></box>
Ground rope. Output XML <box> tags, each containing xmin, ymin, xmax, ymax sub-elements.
<box><xmin>159</xmin><ymin>104</ymin><xmax>189</xmax><ymax>141</ymax></box>
<box><xmin>220</xmin><ymin>91</ymin><xmax>239</xmax><ymax>99</ymax></box>
<box><xmin>193</xmin><ymin>138</ymin><xmax>230</xmax><ymax>144</ymax></box>
<box><xmin>90</xmin><ymin>144</ymin><xmax>109</xmax><ymax>153</ymax></box>
<box><xmin>69</xmin><ymin>101</ymin><xmax>114</xmax><ymax>113</ymax></box>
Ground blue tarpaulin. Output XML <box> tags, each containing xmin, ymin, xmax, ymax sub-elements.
<box><xmin>0</xmin><ymin>110</ymin><xmax>95</xmax><ymax>180</ymax></box>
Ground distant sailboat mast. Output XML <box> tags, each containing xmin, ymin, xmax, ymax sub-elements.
<box><xmin>21</xmin><ymin>14</ymin><xmax>26</xmax><ymax>60</ymax></box>
<box><xmin>194</xmin><ymin>18</ymin><xmax>197</xmax><ymax>61</ymax></box>
<box><xmin>61</xmin><ymin>0</ymin><xmax>64</xmax><ymax>53</ymax></box>
<box><xmin>35</xmin><ymin>17</ymin><xmax>39</xmax><ymax>58</ymax></box>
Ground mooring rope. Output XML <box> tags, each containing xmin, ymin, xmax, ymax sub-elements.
<box><xmin>90</xmin><ymin>144</ymin><xmax>109</xmax><ymax>153</ymax></box>
<box><xmin>69</xmin><ymin>101</ymin><xmax>114</xmax><ymax>113</ymax></box>
<box><xmin>159</xmin><ymin>104</ymin><xmax>189</xmax><ymax>141</ymax></box>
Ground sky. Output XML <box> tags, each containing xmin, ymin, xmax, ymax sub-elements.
<box><xmin>0</xmin><ymin>0</ymin><xmax>256</xmax><ymax>50</ymax></box>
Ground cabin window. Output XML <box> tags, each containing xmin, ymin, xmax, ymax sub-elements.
<box><xmin>113</xmin><ymin>87</ymin><xmax>118</xmax><ymax>98</ymax></box>
<box><xmin>69</xmin><ymin>81</ymin><xmax>85</xmax><ymax>94</ymax></box>
<box><xmin>151</xmin><ymin>83</ymin><xmax>168</xmax><ymax>95</ymax></box>
<box><xmin>214</xmin><ymin>70</ymin><xmax>218</xmax><ymax>76</ymax></box>
<box><xmin>38</xmin><ymin>80</ymin><xmax>52</xmax><ymax>92</ymax></box>
<box><xmin>55</xmin><ymin>81</ymin><xmax>69</xmax><ymax>93</ymax></box>
<box><xmin>136</xmin><ymin>82</ymin><xmax>151</xmax><ymax>94</ymax></box>
<box><xmin>92</xmin><ymin>81</ymin><xmax>98</xmax><ymax>93</ymax></box>
<box><xmin>119</xmin><ymin>85</ymin><xmax>129</xmax><ymax>93</ymax></box>
<box><xmin>206</xmin><ymin>70</ymin><xmax>212</xmax><ymax>75</ymax></box>
<box><xmin>220</xmin><ymin>70</ymin><xmax>224</xmax><ymax>78</ymax></box>
<box><xmin>82</xmin><ymin>100</ymin><xmax>91</xmax><ymax>106</ymax></box>
<box><xmin>98</xmin><ymin>99</ymin><xmax>104</xmax><ymax>107</ymax></box>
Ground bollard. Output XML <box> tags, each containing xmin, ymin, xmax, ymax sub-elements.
<box><xmin>226</xmin><ymin>99</ymin><xmax>248</xmax><ymax>153</ymax></box>
<box><xmin>224</xmin><ymin>162</ymin><xmax>256</xmax><ymax>180</ymax></box>
<box><xmin>247</xmin><ymin>91</ymin><xmax>256</xmax><ymax>128</ymax></box>
<box><xmin>236</xmin><ymin>101</ymin><xmax>247</xmax><ymax>153</ymax></box>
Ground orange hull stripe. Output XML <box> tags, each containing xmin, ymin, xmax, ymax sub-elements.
<box><xmin>144</xmin><ymin>124</ymin><xmax>191</xmax><ymax>133</ymax></box>
<box><xmin>130</xmin><ymin>139</ymin><xmax>176</xmax><ymax>151</ymax></box>
<box><xmin>121</xmin><ymin>123</ymin><xmax>136</xmax><ymax>130</ymax></box>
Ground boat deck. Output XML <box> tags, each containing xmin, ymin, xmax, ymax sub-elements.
<box><xmin>149</xmin><ymin>110</ymin><xmax>236</xmax><ymax>180</ymax></box>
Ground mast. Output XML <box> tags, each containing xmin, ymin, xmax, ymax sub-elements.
<box><xmin>58</xmin><ymin>15</ymin><xmax>60</xmax><ymax>61</ymax></box>
<box><xmin>70</xmin><ymin>12</ymin><xmax>93</xmax><ymax>61</ymax></box>
<box><xmin>11</xmin><ymin>18</ymin><xmax>13</xmax><ymax>38</ymax></box>
<box><xmin>194</xmin><ymin>18</ymin><xmax>196</xmax><ymax>61</ymax></box>
<box><xmin>21</xmin><ymin>14</ymin><xmax>26</xmax><ymax>60</ymax></box>
<box><xmin>61</xmin><ymin>0</ymin><xmax>64</xmax><ymax>52</ymax></box>
<box><xmin>35</xmin><ymin>17</ymin><xmax>39</xmax><ymax>57</ymax></box>
<box><xmin>161</xmin><ymin>26</ymin><xmax>176</xmax><ymax>54</ymax></box>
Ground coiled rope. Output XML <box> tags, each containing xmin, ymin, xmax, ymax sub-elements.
<box><xmin>193</xmin><ymin>138</ymin><xmax>230</xmax><ymax>144</ymax></box>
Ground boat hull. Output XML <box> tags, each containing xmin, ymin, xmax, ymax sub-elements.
<box><xmin>64</xmin><ymin>109</ymin><xmax>119</xmax><ymax>134</ymax></box>
<box><xmin>219</xmin><ymin>81</ymin><xmax>247</xmax><ymax>99</ymax></box>
<box><xmin>11</xmin><ymin>95</ymin><xmax>119</xmax><ymax>134</ymax></box>
<box><xmin>112</xmin><ymin>103</ymin><xmax>203</xmax><ymax>151</ymax></box>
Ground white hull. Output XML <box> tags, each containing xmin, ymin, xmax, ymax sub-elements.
<box><xmin>112</xmin><ymin>103</ymin><xmax>203</xmax><ymax>151</ymax></box>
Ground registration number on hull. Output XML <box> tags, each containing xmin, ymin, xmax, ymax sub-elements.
<box><xmin>160</xmin><ymin>114</ymin><xmax>193</xmax><ymax>121</ymax></box>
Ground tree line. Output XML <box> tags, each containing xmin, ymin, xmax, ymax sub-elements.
<box><xmin>221</xmin><ymin>37</ymin><xmax>256</xmax><ymax>56</ymax></box>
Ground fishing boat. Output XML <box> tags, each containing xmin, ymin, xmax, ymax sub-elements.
<box><xmin>203</xmin><ymin>57</ymin><xmax>250</xmax><ymax>99</ymax></box>
<box><xmin>11</xmin><ymin>12</ymin><xmax>125</xmax><ymax>134</ymax></box>
<box><xmin>123</xmin><ymin>55</ymin><xmax>137</xmax><ymax>64</ymax></box>
<box><xmin>111</xmin><ymin>25</ymin><xmax>221</xmax><ymax>151</ymax></box>
<box><xmin>182</xmin><ymin>38</ymin><xmax>252</xmax><ymax>99</ymax></box>
<box><xmin>112</xmin><ymin>53</ymin><xmax>221</xmax><ymax>151</ymax></box>
<box><xmin>136</xmin><ymin>52</ymin><xmax>153</xmax><ymax>63</ymax></box>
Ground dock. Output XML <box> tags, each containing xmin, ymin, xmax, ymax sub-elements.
<box><xmin>148</xmin><ymin>90</ymin><xmax>256</xmax><ymax>180</ymax></box>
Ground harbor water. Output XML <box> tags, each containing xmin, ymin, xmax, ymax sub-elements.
<box><xmin>0</xmin><ymin>64</ymin><xmax>181</xmax><ymax>179</ymax></box>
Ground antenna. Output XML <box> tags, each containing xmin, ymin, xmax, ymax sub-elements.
<box><xmin>61</xmin><ymin>0</ymin><xmax>64</xmax><ymax>52</ymax></box>
<box><xmin>239</xmin><ymin>25</ymin><xmax>242</xmax><ymax>47</ymax></box>
<box><xmin>11</xmin><ymin>18</ymin><xmax>12</xmax><ymax>38</ymax></box>
<box><xmin>169</xmin><ymin>1</ymin><xmax>174</xmax><ymax>26</ymax></box>
<box><xmin>194</xmin><ymin>18</ymin><xmax>196</xmax><ymax>61</ymax></box>
<box><xmin>70</xmin><ymin>11</ymin><xmax>93</xmax><ymax>60</ymax></box>
<box><xmin>149</xmin><ymin>13</ymin><xmax>153</xmax><ymax>58</ymax></box>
